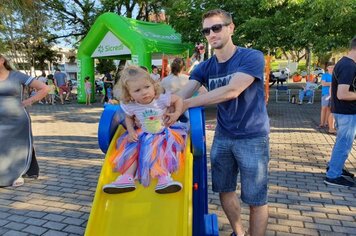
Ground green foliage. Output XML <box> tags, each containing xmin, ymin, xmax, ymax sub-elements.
<box><xmin>96</xmin><ymin>59</ymin><xmax>116</xmax><ymax>75</ymax></box>
<box><xmin>42</xmin><ymin>0</ymin><xmax>99</xmax><ymax>43</ymax></box>
<box><xmin>0</xmin><ymin>0</ymin><xmax>57</xmax><ymax>71</ymax></box>
<box><xmin>165</xmin><ymin>0</ymin><xmax>355</xmax><ymax>59</ymax></box>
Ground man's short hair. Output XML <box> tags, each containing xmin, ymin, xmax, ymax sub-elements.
<box><xmin>202</xmin><ymin>9</ymin><xmax>232</xmax><ymax>24</ymax></box>
<box><xmin>327</xmin><ymin>62</ymin><xmax>335</xmax><ymax>67</ymax></box>
<box><xmin>350</xmin><ymin>36</ymin><xmax>356</xmax><ymax>50</ymax></box>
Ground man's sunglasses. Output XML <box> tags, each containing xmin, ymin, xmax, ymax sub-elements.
<box><xmin>201</xmin><ymin>23</ymin><xmax>231</xmax><ymax>36</ymax></box>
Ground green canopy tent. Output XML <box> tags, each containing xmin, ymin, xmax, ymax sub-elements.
<box><xmin>77</xmin><ymin>13</ymin><xmax>192</xmax><ymax>103</ymax></box>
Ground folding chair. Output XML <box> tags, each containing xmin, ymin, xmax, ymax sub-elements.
<box><xmin>275</xmin><ymin>85</ymin><xmax>291</xmax><ymax>103</ymax></box>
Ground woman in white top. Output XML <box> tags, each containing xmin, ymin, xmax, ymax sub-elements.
<box><xmin>160</xmin><ymin>58</ymin><xmax>189</xmax><ymax>94</ymax></box>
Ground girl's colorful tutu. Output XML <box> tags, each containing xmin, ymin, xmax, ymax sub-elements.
<box><xmin>109</xmin><ymin>123</ymin><xmax>188</xmax><ymax>187</ymax></box>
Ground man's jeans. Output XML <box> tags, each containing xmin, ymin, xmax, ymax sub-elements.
<box><xmin>299</xmin><ymin>89</ymin><xmax>313</xmax><ymax>103</ymax></box>
<box><xmin>326</xmin><ymin>113</ymin><xmax>356</xmax><ymax>179</ymax></box>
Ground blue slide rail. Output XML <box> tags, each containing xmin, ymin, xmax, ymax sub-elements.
<box><xmin>189</xmin><ymin>107</ymin><xmax>219</xmax><ymax>236</ymax></box>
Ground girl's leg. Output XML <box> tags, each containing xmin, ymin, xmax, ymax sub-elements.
<box><xmin>125</xmin><ymin>160</ymin><xmax>137</xmax><ymax>176</ymax></box>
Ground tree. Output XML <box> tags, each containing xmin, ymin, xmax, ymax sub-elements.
<box><xmin>42</xmin><ymin>0</ymin><xmax>169</xmax><ymax>45</ymax></box>
<box><xmin>164</xmin><ymin>0</ymin><xmax>355</xmax><ymax>72</ymax></box>
<box><xmin>41</xmin><ymin>0</ymin><xmax>98</xmax><ymax>44</ymax></box>
<box><xmin>100</xmin><ymin>0</ymin><xmax>165</xmax><ymax>21</ymax></box>
<box><xmin>96</xmin><ymin>59</ymin><xmax>116</xmax><ymax>75</ymax></box>
<box><xmin>0</xmin><ymin>0</ymin><xmax>57</xmax><ymax>73</ymax></box>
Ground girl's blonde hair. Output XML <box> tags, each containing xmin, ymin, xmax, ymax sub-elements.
<box><xmin>0</xmin><ymin>54</ymin><xmax>14</xmax><ymax>71</ymax></box>
<box><xmin>119</xmin><ymin>65</ymin><xmax>162</xmax><ymax>103</ymax></box>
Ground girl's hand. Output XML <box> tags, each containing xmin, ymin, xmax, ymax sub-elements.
<box><xmin>128</xmin><ymin>130</ymin><xmax>138</xmax><ymax>142</ymax></box>
<box><xmin>164</xmin><ymin>111</ymin><xmax>180</xmax><ymax>127</ymax></box>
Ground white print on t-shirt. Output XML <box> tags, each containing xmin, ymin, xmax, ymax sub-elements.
<box><xmin>208</xmin><ymin>72</ymin><xmax>237</xmax><ymax>91</ymax></box>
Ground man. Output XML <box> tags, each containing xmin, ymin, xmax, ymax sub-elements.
<box><xmin>178</xmin><ymin>9</ymin><xmax>269</xmax><ymax>236</ymax></box>
<box><xmin>324</xmin><ymin>37</ymin><xmax>356</xmax><ymax>188</ymax></box>
<box><xmin>277</xmin><ymin>70</ymin><xmax>288</xmax><ymax>86</ymax></box>
<box><xmin>53</xmin><ymin>68</ymin><xmax>70</xmax><ymax>104</ymax></box>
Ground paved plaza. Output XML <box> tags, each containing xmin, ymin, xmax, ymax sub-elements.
<box><xmin>0</xmin><ymin>89</ymin><xmax>355</xmax><ymax>236</ymax></box>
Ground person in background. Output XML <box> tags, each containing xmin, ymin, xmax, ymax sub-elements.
<box><xmin>0</xmin><ymin>54</ymin><xmax>49</xmax><ymax>186</ymax></box>
<box><xmin>277</xmin><ymin>70</ymin><xmax>288</xmax><ymax>86</ymax></box>
<box><xmin>324</xmin><ymin>37</ymin><xmax>356</xmax><ymax>188</ymax></box>
<box><xmin>150</xmin><ymin>65</ymin><xmax>161</xmax><ymax>82</ymax></box>
<box><xmin>53</xmin><ymin>68</ymin><xmax>70</xmax><ymax>104</ymax></box>
<box><xmin>298</xmin><ymin>77</ymin><xmax>318</xmax><ymax>104</ymax></box>
<box><xmin>103</xmin><ymin>71</ymin><xmax>114</xmax><ymax>102</ymax></box>
<box><xmin>37</xmin><ymin>70</ymin><xmax>47</xmax><ymax>104</ymax></box>
<box><xmin>47</xmin><ymin>74</ymin><xmax>56</xmax><ymax>105</ymax></box>
<box><xmin>37</xmin><ymin>70</ymin><xmax>47</xmax><ymax>84</ymax></box>
<box><xmin>178</xmin><ymin>9</ymin><xmax>270</xmax><ymax>236</ymax></box>
<box><xmin>188</xmin><ymin>44</ymin><xmax>205</xmax><ymax>74</ymax></box>
<box><xmin>84</xmin><ymin>76</ymin><xmax>92</xmax><ymax>105</ymax></box>
<box><xmin>319</xmin><ymin>63</ymin><xmax>336</xmax><ymax>133</ymax></box>
<box><xmin>161</xmin><ymin>58</ymin><xmax>189</xmax><ymax>94</ymax></box>
<box><xmin>165</xmin><ymin>64</ymin><xmax>171</xmax><ymax>77</ymax></box>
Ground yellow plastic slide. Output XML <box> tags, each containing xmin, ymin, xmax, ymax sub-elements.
<box><xmin>85</xmin><ymin>125</ymin><xmax>193</xmax><ymax>236</ymax></box>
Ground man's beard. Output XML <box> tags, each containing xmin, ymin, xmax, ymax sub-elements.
<box><xmin>211</xmin><ymin>40</ymin><xmax>225</xmax><ymax>50</ymax></box>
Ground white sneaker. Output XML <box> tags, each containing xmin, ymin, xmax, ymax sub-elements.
<box><xmin>155</xmin><ymin>175</ymin><xmax>182</xmax><ymax>194</ymax></box>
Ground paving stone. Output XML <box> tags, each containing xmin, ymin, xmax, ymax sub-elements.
<box><xmin>62</xmin><ymin>225</ymin><xmax>85</xmax><ymax>235</ymax></box>
<box><xmin>331</xmin><ymin>225</ymin><xmax>356</xmax><ymax>234</ymax></box>
<box><xmin>43</xmin><ymin>221</ymin><xmax>67</xmax><ymax>231</ymax></box>
<box><xmin>23</xmin><ymin>218</ymin><xmax>47</xmax><ymax>226</ymax></box>
<box><xmin>4</xmin><ymin>221</ymin><xmax>28</xmax><ymax>230</ymax></box>
<box><xmin>3</xmin><ymin>230</ymin><xmax>29</xmax><ymax>236</ymax></box>
<box><xmin>62</xmin><ymin>217</ymin><xmax>85</xmax><ymax>226</ymax></box>
<box><xmin>290</xmin><ymin>226</ymin><xmax>319</xmax><ymax>236</ymax></box>
<box><xmin>42</xmin><ymin>230</ymin><xmax>68</xmax><ymax>236</ymax></box>
<box><xmin>23</xmin><ymin>225</ymin><xmax>47</xmax><ymax>235</ymax></box>
<box><xmin>304</xmin><ymin>222</ymin><xmax>331</xmax><ymax>231</ymax></box>
<box><xmin>0</xmin><ymin>219</ymin><xmax>10</xmax><ymax>226</ymax></box>
<box><xmin>43</xmin><ymin>213</ymin><xmax>66</xmax><ymax>222</ymax></box>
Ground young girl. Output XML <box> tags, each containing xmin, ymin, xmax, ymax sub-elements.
<box><xmin>84</xmin><ymin>76</ymin><xmax>92</xmax><ymax>105</ymax></box>
<box><xmin>47</xmin><ymin>75</ymin><xmax>56</xmax><ymax>105</ymax></box>
<box><xmin>103</xmin><ymin>65</ymin><xmax>187</xmax><ymax>194</ymax></box>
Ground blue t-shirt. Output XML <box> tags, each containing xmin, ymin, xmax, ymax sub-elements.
<box><xmin>321</xmin><ymin>73</ymin><xmax>332</xmax><ymax>96</ymax></box>
<box><xmin>331</xmin><ymin>56</ymin><xmax>356</xmax><ymax>114</ymax></box>
<box><xmin>190</xmin><ymin>47</ymin><xmax>270</xmax><ymax>138</ymax></box>
<box><xmin>54</xmin><ymin>72</ymin><xmax>67</xmax><ymax>86</ymax></box>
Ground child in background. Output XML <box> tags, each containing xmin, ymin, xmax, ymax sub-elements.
<box><xmin>103</xmin><ymin>65</ymin><xmax>187</xmax><ymax>194</ymax></box>
<box><xmin>29</xmin><ymin>87</ymin><xmax>37</xmax><ymax>98</ymax></box>
<box><xmin>47</xmin><ymin>75</ymin><xmax>56</xmax><ymax>105</ymax></box>
<box><xmin>84</xmin><ymin>76</ymin><xmax>92</xmax><ymax>105</ymax></box>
